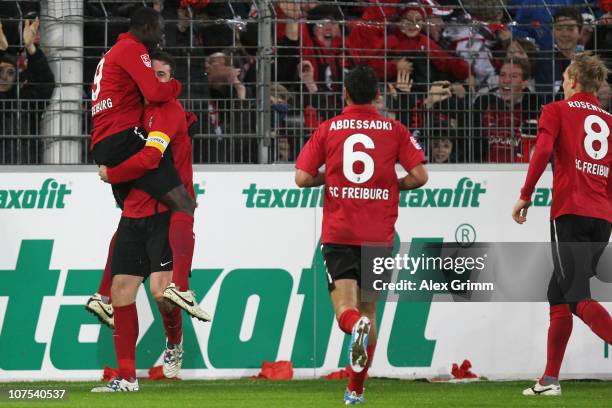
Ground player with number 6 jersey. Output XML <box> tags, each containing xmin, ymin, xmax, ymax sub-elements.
<box><xmin>295</xmin><ymin>65</ymin><xmax>428</xmax><ymax>405</ymax></box>
<box><xmin>296</xmin><ymin>83</ymin><xmax>426</xmax><ymax>246</ymax></box>
<box><xmin>513</xmin><ymin>52</ymin><xmax>611</xmax><ymax>397</ymax></box>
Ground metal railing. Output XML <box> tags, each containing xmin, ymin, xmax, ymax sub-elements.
<box><xmin>0</xmin><ymin>0</ymin><xmax>610</xmax><ymax>164</ymax></box>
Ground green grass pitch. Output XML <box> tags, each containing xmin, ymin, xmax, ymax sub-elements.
<box><xmin>1</xmin><ymin>379</ymin><xmax>611</xmax><ymax>407</ymax></box>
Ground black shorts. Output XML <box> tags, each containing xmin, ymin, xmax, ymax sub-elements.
<box><xmin>548</xmin><ymin>214</ymin><xmax>612</xmax><ymax>305</ymax></box>
<box><xmin>92</xmin><ymin>128</ymin><xmax>182</xmax><ymax>209</ymax></box>
<box><xmin>111</xmin><ymin>211</ymin><xmax>173</xmax><ymax>279</ymax></box>
<box><xmin>321</xmin><ymin>244</ymin><xmax>393</xmax><ymax>293</ymax></box>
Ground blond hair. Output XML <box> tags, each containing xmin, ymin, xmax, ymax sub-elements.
<box><xmin>270</xmin><ymin>83</ymin><xmax>292</xmax><ymax>104</ymax></box>
<box><xmin>568</xmin><ymin>52</ymin><xmax>609</xmax><ymax>93</ymax></box>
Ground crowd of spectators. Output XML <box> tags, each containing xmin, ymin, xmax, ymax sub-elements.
<box><xmin>0</xmin><ymin>2</ymin><xmax>54</xmax><ymax>164</ymax></box>
<box><xmin>0</xmin><ymin>0</ymin><xmax>611</xmax><ymax>164</ymax></box>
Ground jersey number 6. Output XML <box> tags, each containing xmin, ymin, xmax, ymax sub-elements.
<box><xmin>343</xmin><ymin>133</ymin><xmax>375</xmax><ymax>184</ymax></box>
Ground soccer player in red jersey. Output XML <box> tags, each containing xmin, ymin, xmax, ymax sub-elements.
<box><xmin>295</xmin><ymin>65</ymin><xmax>428</xmax><ymax>405</ymax></box>
<box><xmin>513</xmin><ymin>52</ymin><xmax>611</xmax><ymax>396</ymax></box>
<box><xmin>86</xmin><ymin>7</ymin><xmax>207</xmax><ymax>322</ymax></box>
<box><xmin>91</xmin><ymin>52</ymin><xmax>197</xmax><ymax>392</ymax></box>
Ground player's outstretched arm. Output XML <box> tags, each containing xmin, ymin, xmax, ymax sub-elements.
<box><xmin>399</xmin><ymin>164</ymin><xmax>428</xmax><ymax>190</ymax></box>
<box><xmin>295</xmin><ymin>169</ymin><xmax>325</xmax><ymax>188</ymax></box>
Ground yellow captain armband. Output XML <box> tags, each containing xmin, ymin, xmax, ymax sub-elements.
<box><xmin>145</xmin><ymin>131</ymin><xmax>171</xmax><ymax>154</ymax></box>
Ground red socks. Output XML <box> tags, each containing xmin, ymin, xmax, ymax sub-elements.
<box><xmin>113</xmin><ymin>303</ymin><xmax>139</xmax><ymax>381</ymax></box>
<box><xmin>576</xmin><ymin>299</ymin><xmax>612</xmax><ymax>344</ymax></box>
<box><xmin>541</xmin><ymin>300</ymin><xmax>612</xmax><ymax>382</ymax></box>
<box><xmin>542</xmin><ymin>304</ymin><xmax>573</xmax><ymax>380</ymax></box>
<box><xmin>161</xmin><ymin>306</ymin><xmax>183</xmax><ymax>345</ymax></box>
<box><xmin>338</xmin><ymin>309</ymin><xmax>361</xmax><ymax>335</ymax></box>
<box><xmin>169</xmin><ymin>212</ymin><xmax>195</xmax><ymax>291</ymax></box>
<box><xmin>348</xmin><ymin>342</ymin><xmax>376</xmax><ymax>394</ymax></box>
<box><xmin>98</xmin><ymin>232</ymin><xmax>116</xmax><ymax>299</ymax></box>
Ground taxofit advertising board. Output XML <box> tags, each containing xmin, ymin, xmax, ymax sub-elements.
<box><xmin>0</xmin><ymin>166</ymin><xmax>610</xmax><ymax>381</ymax></box>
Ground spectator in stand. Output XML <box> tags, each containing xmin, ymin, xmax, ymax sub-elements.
<box><xmin>345</xmin><ymin>1</ymin><xmax>398</xmax><ymax>81</ymax></box>
<box><xmin>277</xmin><ymin>5</ymin><xmax>344</xmax><ymax>120</ymax></box>
<box><xmin>425</xmin><ymin>14</ymin><xmax>445</xmax><ymax>44</ymax></box>
<box><xmin>430</xmin><ymin>137</ymin><xmax>454</xmax><ymax>163</ymax></box>
<box><xmin>394</xmin><ymin>3</ymin><xmax>470</xmax><ymax>86</ymax></box>
<box><xmin>270</xmin><ymin>82</ymin><xmax>292</xmax><ymax>162</ymax></box>
<box><xmin>0</xmin><ymin>17</ymin><xmax>55</xmax><ymax>164</ymax></box>
<box><xmin>506</xmin><ymin>38</ymin><xmax>538</xmax><ymax>75</ymax></box>
<box><xmin>508</xmin><ymin>0</ymin><xmax>585</xmax><ymax>52</ymax></box>
<box><xmin>347</xmin><ymin>0</ymin><xmax>469</xmax><ymax>88</ymax></box>
<box><xmin>188</xmin><ymin>51</ymin><xmax>256</xmax><ymax>163</ymax></box>
<box><xmin>443</xmin><ymin>0</ymin><xmax>511</xmax><ymax>89</ymax></box>
<box><xmin>411</xmin><ymin>80</ymin><xmax>470</xmax><ymax>159</ymax></box>
<box><xmin>535</xmin><ymin>7</ymin><xmax>582</xmax><ymax>97</ymax></box>
<box><xmin>412</xmin><ymin>113</ymin><xmax>460</xmax><ymax>163</ymax></box>
<box><xmin>481</xmin><ymin>37</ymin><xmax>539</xmax><ymax>95</ymax></box>
<box><xmin>269</xmin><ymin>82</ymin><xmax>315</xmax><ymax>162</ymax></box>
<box><xmin>171</xmin><ymin>0</ymin><xmax>252</xmax><ymax>97</ymax></box>
<box><xmin>274</xmin><ymin>0</ymin><xmax>319</xmax><ymax>44</ymax></box>
<box><xmin>0</xmin><ymin>2</ymin><xmax>39</xmax><ymax>54</ymax></box>
<box><xmin>585</xmin><ymin>11</ymin><xmax>612</xmax><ymax>67</ymax></box>
<box><xmin>420</xmin><ymin>0</ymin><xmax>454</xmax><ymax>45</ymax></box>
<box><xmin>472</xmin><ymin>58</ymin><xmax>542</xmax><ymax>163</ymax></box>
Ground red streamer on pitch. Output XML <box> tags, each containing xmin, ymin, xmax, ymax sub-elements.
<box><xmin>251</xmin><ymin>361</ymin><xmax>294</xmax><ymax>380</ymax></box>
<box><xmin>451</xmin><ymin>359</ymin><xmax>478</xmax><ymax>379</ymax></box>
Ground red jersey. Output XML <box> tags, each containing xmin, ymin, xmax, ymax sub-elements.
<box><xmin>113</xmin><ymin>100</ymin><xmax>195</xmax><ymax>219</ymax></box>
<box><xmin>521</xmin><ymin>92</ymin><xmax>612</xmax><ymax>222</ymax></box>
<box><xmin>296</xmin><ymin>104</ymin><xmax>426</xmax><ymax>245</ymax></box>
<box><xmin>90</xmin><ymin>32</ymin><xmax>181</xmax><ymax>147</ymax></box>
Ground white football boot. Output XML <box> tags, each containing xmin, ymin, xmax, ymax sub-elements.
<box><xmin>85</xmin><ymin>293</ymin><xmax>114</xmax><ymax>328</ymax></box>
<box><xmin>91</xmin><ymin>377</ymin><xmax>139</xmax><ymax>392</ymax></box>
<box><xmin>162</xmin><ymin>283</ymin><xmax>211</xmax><ymax>322</ymax></box>
<box><xmin>162</xmin><ymin>342</ymin><xmax>184</xmax><ymax>378</ymax></box>
<box><xmin>522</xmin><ymin>381</ymin><xmax>561</xmax><ymax>396</ymax></box>
<box><xmin>349</xmin><ymin>316</ymin><xmax>371</xmax><ymax>373</ymax></box>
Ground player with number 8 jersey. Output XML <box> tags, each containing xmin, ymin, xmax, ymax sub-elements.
<box><xmin>295</xmin><ymin>66</ymin><xmax>427</xmax><ymax>405</ymax></box>
<box><xmin>513</xmin><ymin>52</ymin><xmax>611</xmax><ymax>397</ymax></box>
<box><xmin>519</xmin><ymin>84</ymin><xmax>611</xmax><ymax>223</ymax></box>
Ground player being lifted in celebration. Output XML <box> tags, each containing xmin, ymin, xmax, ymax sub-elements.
<box><xmin>92</xmin><ymin>51</ymin><xmax>196</xmax><ymax>392</ymax></box>
<box><xmin>86</xmin><ymin>7</ymin><xmax>209</xmax><ymax>323</ymax></box>
<box><xmin>295</xmin><ymin>66</ymin><xmax>428</xmax><ymax>405</ymax></box>
<box><xmin>513</xmin><ymin>52</ymin><xmax>612</xmax><ymax>396</ymax></box>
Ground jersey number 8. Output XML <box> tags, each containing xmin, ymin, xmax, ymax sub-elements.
<box><xmin>584</xmin><ymin>114</ymin><xmax>609</xmax><ymax>160</ymax></box>
<box><xmin>343</xmin><ymin>133</ymin><xmax>375</xmax><ymax>184</ymax></box>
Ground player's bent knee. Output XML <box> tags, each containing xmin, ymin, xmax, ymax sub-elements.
<box><xmin>163</xmin><ymin>186</ymin><xmax>196</xmax><ymax>215</ymax></box>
